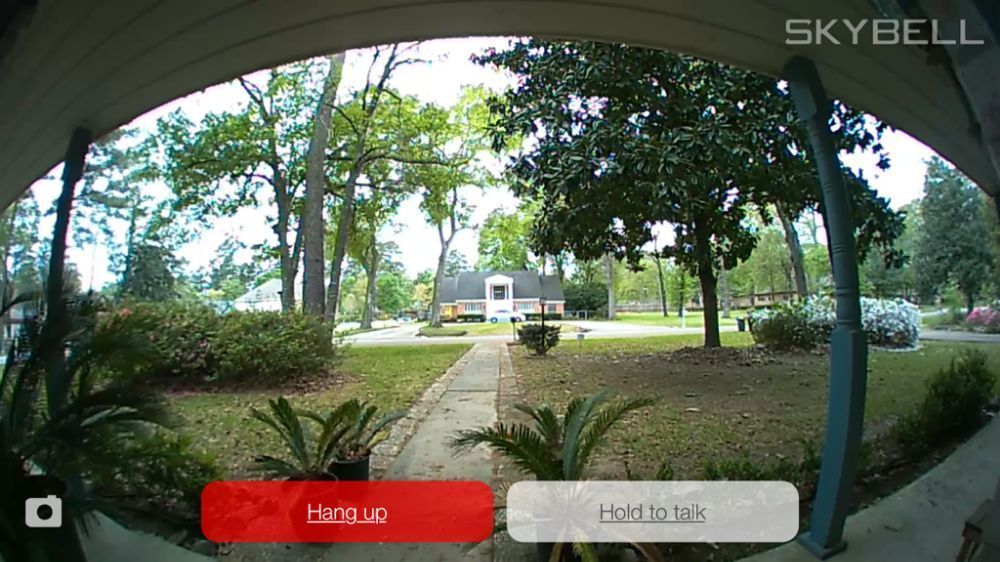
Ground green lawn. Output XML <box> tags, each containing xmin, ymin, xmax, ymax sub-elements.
<box><xmin>615</xmin><ymin>310</ymin><xmax>740</xmax><ymax>327</ymax></box>
<box><xmin>418</xmin><ymin>326</ymin><xmax>468</xmax><ymax>337</ymax></box>
<box><xmin>511</xmin><ymin>333</ymin><xmax>1000</xmax><ymax>479</ymax></box>
<box><xmin>169</xmin><ymin>343</ymin><xmax>471</xmax><ymax>476</ymax></box>
<box><xmin>452</xmin><ymin>320</ymin><xmax>581</xmax><ymax>337</ymax></box>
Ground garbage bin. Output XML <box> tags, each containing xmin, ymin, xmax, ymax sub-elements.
<box><xmin>736</xmin><ymin>317</ymin><xmax>746</xmax><ymax>332</ymax></box>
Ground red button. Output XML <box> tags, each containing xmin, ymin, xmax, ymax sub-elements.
<box><xmin>201</xmin><ymin>481</ymin><xmax>494</xmax><ymax>543</ymax></box>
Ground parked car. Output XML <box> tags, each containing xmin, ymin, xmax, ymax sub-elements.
<box><xmin>488</xmin><ymin>310</ymin><xmax>525</xmax><ymax>323</ymax></box>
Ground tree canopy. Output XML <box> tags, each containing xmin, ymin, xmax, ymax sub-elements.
<box><xmin>915</xmin><ymin>157</ymin><xmax>996</xmax><ymax>313</ymax></box>
<box><xmin>476</xmin><ymin>39</ymin><xmax>903</xmax><ymax>346</ymax></box>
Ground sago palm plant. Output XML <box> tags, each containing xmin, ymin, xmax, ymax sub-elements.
<box><xmin>451</xmin><ymin>392</ymin><xmax>653</xmax><ymax>480</ymax></box>
<box><xmin>450</xmin><ymin>392</ymin><xmax>663</xmax><ymax>562</ymax></box>
<box><xmin>251</xmin><ymin>397</ymin><xmax>403</xmax><ymax>479</ymax></box>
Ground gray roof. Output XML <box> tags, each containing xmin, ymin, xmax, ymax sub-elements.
<box><xmin>439</xmin><ymin>272</ymin><xmax>565</xmax><ymax>303</ymax></box>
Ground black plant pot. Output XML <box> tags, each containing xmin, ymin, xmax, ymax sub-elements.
<box><xmin>329</xmin><ymin>455</ymin><xmax>370</xmax><ymax>481</ymax></box>
<box><xmin>537</xmin><ymin>543</ymin><xmax>581</xmax><ymax>562</ymax></box>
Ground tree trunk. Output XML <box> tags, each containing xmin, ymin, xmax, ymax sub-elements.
<box><xmin>43</xmin><ymin>127</ymin><xmax>92</xmax><ymax>415</ymax></box>
<box><xmin>429</xmin><ymin>229</ymin><xmax>451</xmax><ymax>328</ymax></box>
<box><xmin>553</xmin><ymin>253</ymin><xmax>566</xmax><ymax>281</ymax></box>
<box><xmin>776</xmin><ymin>203</ymin><xmax>808</xmax><ymax>298</ymax></box>
<box><xmin>302</xmin><ymin>53</ymin><xmax>344</xmax><ymax>318</ymax></box>
<box><xmin>677</xmin><ymin>274</ymin><xmax>686</xmax><ymax>317</ymax></box>
<box><xmin>719</xmin><ymin>269</ymin><xmax>731</xmax><ymax>319</ymax></box>
<box><xmin>966</xmin><ymin>292</ymin><xmax>975</xmax><ymax>315</ymax></box>
<box><xmin>694</xmin><ymin>217</ymin><xmax>721</xmax><ymax>348</ymax></box>
<box><xmin>604</xmin><ymin>253</ymin><xmax>616</xmax><ymax>320</ymax></box>
<box><xmin>273</xmin><ymin>178</ymin><xmax>296</xmax><ymax>312</ymax></box>
<box><xmin>654</xmin><ymin>248</ymin><xmax>668</xmax><ymax>317</ymax></box>
<box><xmin>361</xmin><ymin>243</ymin><xmax>379</xmax><ymax>329</ymax></box>
<box><xmin>120</xmin><ymin>196</ymin><xmax>141</xmax><ymax>292</ymax></box>
<box><xmin>699</xmin><ymin>266</ymin><xmax>722</xmax><ymax>348</ymax></box>
<box><xmin>0</xmin><ymin>201</ymin><xmax>18</xmax><ymax>305</ymax></box>
<box><xmin>325</xmin><ymin>167</ymin><xmax>359</xmax><ymax>323</ymax></box>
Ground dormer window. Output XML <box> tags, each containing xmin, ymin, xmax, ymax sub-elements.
<box><xmin>491</xmin><ymin>285</ymin><xmax>508</xmax><ymax>300</ymax></box>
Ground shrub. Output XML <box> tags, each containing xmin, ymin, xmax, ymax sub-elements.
<box><xmin>860</xmin><ymin>298</ymin><xmax>920</xmax><ymax>346</ymax></box>
<box><xmin>701</xmin><ymin>455</ymin><xmax>770</xmax><ymax>481</ymax></box>
<box><xmin>564</xmin><ymin>280</ymin><xmax>606</xmax><ymax>312</ymax></box>
<box><xmin>99</xmin><ymin>301</ymin><xmax>222</xmax><ymax>379</ymax></box>
<box><xmin>893</xmin><ymin>350</ymin><xmax>997</xmax><ymax>453</ymax></box>
<box><xmin>517</xmin><ymin>323</ymin><xmax>561</xmax><ymax>355</ymax></box>
<box><xmin>88</xmin><ymin>431</ymin><xmax>222</xmax><ymax>527</ymax></box>
<box><xmin>525</xmin><ymin>312</ymin><xmax>563</xmax><ymax>321</ymax></box>
<box><xmin>215</xmin><ymin>311</ymin><xmax>335</xmax><ymax>382</ymax></box>
<box><xmin>750</xmin><ymin>296</ymin><xmax>919</xmax><ymax>349</ymax></box>
<box><xmin>457</xmin><ymin>313</ymin><xmax>485</xmax><ymax>322</ymax></box>
<box><xmin>98</xmin><ymin>303</ymin><xmax>335</xmax><ymax>383</ymax></box>
<box><xmin>748</xmin><ymin>303</ymin><xmax>825</xmax><ymax>350</ymax></box>
<box><xmin>966</xmin><ymin>307</ymin><xmax>1000</xmax><ymax>333</ymax></box>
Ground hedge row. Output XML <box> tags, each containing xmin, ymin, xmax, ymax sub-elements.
<box><xmin>98</xmin><ymin>301</ymin><xmax>336</xmax><ymax>383</ymax></box>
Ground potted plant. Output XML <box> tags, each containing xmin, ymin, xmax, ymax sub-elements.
<box><xmin>250</xmin><ymin>397</ymin><xmax>343</xmax><ymax>480</ymax></box>
<box><xmin>327</xmin><ymin>400</ymin><xmax>404</xmax><ymax>481</ymax></box>
<box><xmin>450</xmin><ymin>392</ymin><xmax>663</xmax><ymax>562</ymax></box>
<box><xmin>251</xmin><ymin>398</ymin><xmax>403</xmax><ymax>481</ymax></box>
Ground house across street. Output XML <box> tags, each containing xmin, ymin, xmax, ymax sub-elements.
<box><xmin>438</xmin><ymin>271</ymin><xmax>565</xmax><ymax>322</ymax></box>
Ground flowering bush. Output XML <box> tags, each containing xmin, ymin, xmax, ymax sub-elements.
<box><xmin>861</xmin><ymin>297</ymin><xmax>921</xmax><ymax>346</ymax></box>
<box><xmin>748</xmin><ymin>301</ymin><xmax>830</xmax><ymax>350</ymax></box>
<box><xmin>966</xmin><ymin>307</ymin><xmax>1000</xmax><ymax>333</ymax></box>
<box><xmin>750</xmin><ymin>296</ymin><xmax>919</xmax><ymax>349</ymax></box>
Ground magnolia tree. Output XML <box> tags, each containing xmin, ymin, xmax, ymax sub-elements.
<box><xmin>477</xmin><ymin>40</ymin><xmax>903</xmax><ymax>348</ymax></box>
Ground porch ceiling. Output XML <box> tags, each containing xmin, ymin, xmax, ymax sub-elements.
<box><xmin>0</xmin><ymin>0</ymin><xmax>997</xmax><ymax>209</ymax></box>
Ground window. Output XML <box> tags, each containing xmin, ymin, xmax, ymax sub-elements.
<box><xmin>547</xmin><ymin>304</ymin><xmax>558</xmax><ymax>313</ymax></box>
<box><xmin>516</xmin><ymin>302</ymin><xmax>534</xmax><ymax>312</ymax></box>
<box><xmin>464</xmin><ymin>302</ymin><xmax>483</xmax><ymax>312</ymax></box>
<box><xmin>491</xmin><ymin>285</ymin><xmax>508</xmax><ymax>300</ymax></box>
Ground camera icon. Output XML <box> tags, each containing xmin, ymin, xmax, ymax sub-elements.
<box><xmin>25</xmin><ymin>495</ymin><xmax>62</xmax><ymax>528</ymax></box>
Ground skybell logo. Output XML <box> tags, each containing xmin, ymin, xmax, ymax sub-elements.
<box><xmin>786</xmin><ymin>19</ymin><xmax>984</xmax><ymax>46</ymax></box>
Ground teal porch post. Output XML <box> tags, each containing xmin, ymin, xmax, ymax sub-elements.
<box><xmin>784</xmin><ymin>56</ymin><xmax>868</xmax><ymax>559</ymax></box>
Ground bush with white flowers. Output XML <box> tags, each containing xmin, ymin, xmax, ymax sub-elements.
<box><xmin>750</xmin><ymin>296</ymin><xmax>919</xmax><ymax>349</ymax></box>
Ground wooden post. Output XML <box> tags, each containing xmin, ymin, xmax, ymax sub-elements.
<box><xmin>785</xmin><ymin>57</ymin><xmax>868</xmax><ymax>559</ymax></box>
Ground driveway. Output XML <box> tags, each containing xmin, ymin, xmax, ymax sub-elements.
<box><xmin>342</xmin><ymin>323</ymin><xmax>421</xmax><ymax>342</ymax></box>
<box><xmin>920</xmin><ymin>329</ymin><xmax>1000</xmax><ymax>344</ymax></box>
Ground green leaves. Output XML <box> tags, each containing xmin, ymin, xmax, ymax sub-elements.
<box><xmin>915</xmin><ymin>157</ymin><xmax>996</xmax><ymax>308</ymax></box>
<box><xmin>251</xmin><ymin>397</ymin><xmax>404</xmax><ymax>478</ymax></box>
<box><xmin>450</xmin><ymin>391</ymin><xmax>653</xmax><ymax>481</ymax></box>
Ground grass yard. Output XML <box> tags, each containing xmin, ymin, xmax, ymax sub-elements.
<box><xmin>452</xmin><ymin>320</ymin><xmax>581</xmax><ymax>337</ymax></box>
<box><xmin>510</xmin><ymin>332</ymin><xmax>1000</xmax><ymax>479</ymax></box>
<box><xmin>418</xmin><ymin>325</ymin><xmax>468</xmax><ymax>337</ymax></box>
<box><xmin>168</xmin><ymin>343</ymin><xmax>471</xmax><ymax>476</ymax></box>
<box><xmin>615</xmin><ymin>310</ymin><xmax>740</xmax><ymax>328</ymax></box>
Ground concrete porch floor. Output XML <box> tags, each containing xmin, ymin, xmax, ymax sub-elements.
<box><xmin>744</xmin><ymin>415</ymin><xmax>1000</xmax><ymax>562</ymax></box>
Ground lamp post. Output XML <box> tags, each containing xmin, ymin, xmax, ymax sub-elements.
<box><xmin>539</xmin><ymin>297</ymin><xmax>547</xmax><ymax>331</ymax></box>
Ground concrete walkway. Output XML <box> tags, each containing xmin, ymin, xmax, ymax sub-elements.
<box><xmin>320</xmin><ymin>343</ymin><xmax>500</xmax><ymax>562</ymax></box>
<box><xmin>743</xmin><ymin>416</ymin><xmax>1000</xmax><ymax>562</ymax></box>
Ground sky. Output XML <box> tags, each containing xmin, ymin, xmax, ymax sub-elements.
<box><xmin>28</xmin><ymin>36</ymin><xmax>939</xmax><ymax>292</ymax></box>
